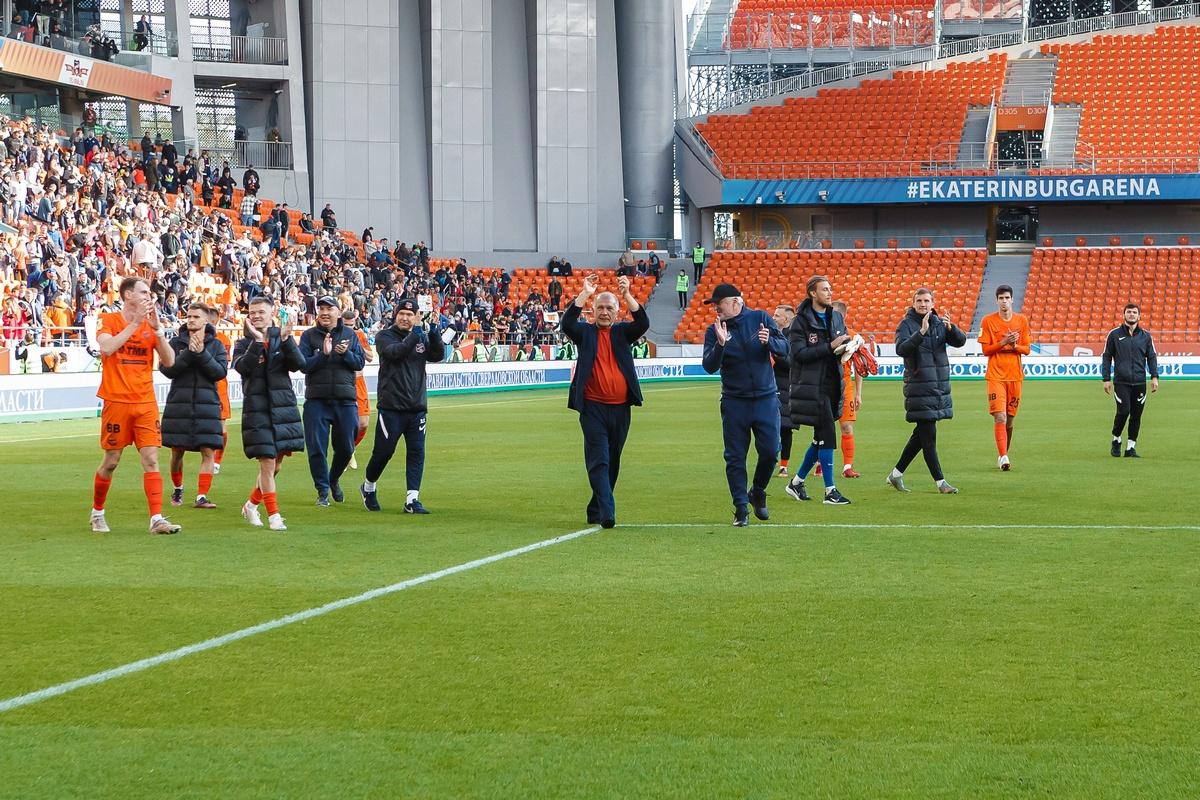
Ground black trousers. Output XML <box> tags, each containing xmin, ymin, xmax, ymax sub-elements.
<box><xmin>1111</xmin><ymin>382</ymin><xmax>1148</xmax><ymax>441</ymax></box>
<box><xmin>678</xmin><ymin>290</ymin><xmax>688</xmax><ymax>309</ymax></box>
<box><xmin>895</xmin><ymin>420</ymin><xmax>944</xmax><ymax>481</ymax></box>
<box><xmin>579</xmin><ymin>401</ymin><xmax>631</xmax><ymax>522</ymax></box>
<box><xmin>303</xmin><ymin>399</ymin><xmax>358</xmax><ymax>493</ymax></box>
<box><xmin>365</xmin><ymin>408</ymin><xmax>427</xmax><ymax>490</ymax></box>
<box><xmin>779</xmin><ymin>424</ymin><xmax>795</xmax><ymax>461</ymax></box>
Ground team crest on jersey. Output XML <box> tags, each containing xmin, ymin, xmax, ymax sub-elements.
<box><xmin>808</xmin><ymin>333</ymin><xmax>818</xmax><ymax>344</ymax></box>
<box><xmin>415</xmin><ymin>343</ymin><xmax>426</xmax><ymax>353</ymax></box>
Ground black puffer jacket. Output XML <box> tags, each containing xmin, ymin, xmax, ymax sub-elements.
<box><xmin>772</xmin><ymin>354</ymin><xmax>790</xmax><ymax>417</ymax></box>
<box><xmin>894</xmin><ymin>308</ymin><xmax>968</xmax><ymax>422</ymax></box>
<box><xmin>787</xmin><ymin>299</ymin><xmax>847</xmax><ymax>427</ymax></box>
<box><xmin>159</xmin><ymin>324</ymin><xmax>228</xmax><ymax>450</ymax></box>
<box><xmin>232</xmin><ymin>328</ymin><xmax>307</xmax><ymax>458</ymax></box>
<box><xmin>298</xmin><ymin>319</ymin><xmax>366</xmax><ymax>402</ymax></box>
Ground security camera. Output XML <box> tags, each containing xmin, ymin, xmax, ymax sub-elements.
<box><xmin>818</xmin><ymin>189</ymin><xmax>829</xmax><ymax>201</ymax></box>
<box><xmin>774</xmin><ymin>191</ymin><xmax>786</xmax><ymax>202</ymax></box>
<box><xmin>755</xmin><ymin>197</ymin><xmax>762</xmax><ymax>205</ymax></box>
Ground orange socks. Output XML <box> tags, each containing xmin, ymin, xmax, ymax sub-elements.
<box><xmin>1006</xmin><ymin>424</ymin><xmax>1015</xmax><ymax>447</ymax></box>
<box><xmin>249</xmin><ymin>486</ymin><xmax>264</xmax><ymax>505</ymax></box>
<box><xmin>215</xmin><ymin>432</ymin><xmax>228</xmax><ymax>464</ymax></box>
<box><xmin>198</xmin><ymin>472</ymin><xmax>213</xmax><ymax>497</ymax></box>
<box><xmin>170</xmin><ymin>470</ymin><xmax>183</xmax><ymax>490</ymax></box>
<box><xmin>93</xmin><ymin>473</ymin><xmax>112</xmax><ymax>512</ymax></box>
<box><xmin>144</xmin><ymin>472</ymin><xmax>163</xmax><ymax>517</ymax></box>
<box><xmin>994</xmin><ymin>421</ymin><xmax>1009</xmax><ymax>457</ymax></box>
<box><xmin>841</xmin><ymin>433</ymin><xmax>855</xmax><ymax>466</ymax></box>
<box><xmin>779</xmin><ymin>458</ymin><xmax>789</xmax><ymax>469</ymax></box>
<box><xmin>263</xmin><ymin>492</ymin><xmax>279</xmax><ymax>515</ymax></box>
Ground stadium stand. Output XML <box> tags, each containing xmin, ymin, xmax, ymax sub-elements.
<box><xmin>1044</xmin><ymin>26</ymin><xmax>1200</xmax><ymax>173</ymax></box>
<box><xmin>1025</xmin><ymin>248</ymin><xmax>1200</xmax><ymax>341</ymax></box>
<box><xmin>674</xmin><ymin>249</ymin><xmax>986</xmax><ymax>342</ymax></box>
<box><xmin>0</xmin><ymin>114</ymin><xmax>649</xmax><ymax>358</ymax></box>
<box><xmin>727</xmin><ymin>0</ymin><xmax>936</xmax><ymax>50</ymax></box>
<box><xmin>697</xmin><ymin>54</ymin><xmax>1007</xmax><ymax>178</ymax></box>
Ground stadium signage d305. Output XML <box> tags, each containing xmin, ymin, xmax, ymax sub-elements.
<box><xmin>723</xmin><ymin>174</ymin><xmax>1200</xmax><ymax>205</ymax></box>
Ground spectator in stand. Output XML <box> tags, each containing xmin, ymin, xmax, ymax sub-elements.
<box><xmin>140</xmin><ymin>133</ymin><xmax>154</xmax><ymax>163</ymax></box>
<box><xmin>548</xmin><ymin>256</ymin><xmax>563</xmax><ymax>276</ymax></box>
<box><xmin>134</xmin><ymin>14</ymin><xmax>152</xmax><ymax>51</ymax></box>
<box><xmin>242</xmin><ymin>165</ymin><xmax>260</xmax><ymax>195</ymax></box>
<box><xmin>548</xmin><ymin>275</ymin><xmax>563</xmax><ymax>311</ymax></box>
<box><xmin>320</xmin><ymin>203</ymin><xmax>337</xmax><ymax>229</ymax></box>
<box><xmin>240</xmin><ymin>191</ymin><xmax>257</xmax><ymax>227</ymax></box>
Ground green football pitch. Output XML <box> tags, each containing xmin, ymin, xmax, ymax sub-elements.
<box><xmin>2</xmin><ymin>379</ymin><xmax>1198</xmax><ymax>798</ymax></box>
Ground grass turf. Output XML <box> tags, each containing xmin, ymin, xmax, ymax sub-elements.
<box><xmin>1</xmin><ymin>379</ymin><xmax>1198</xmax><ymax>798</ymax></box>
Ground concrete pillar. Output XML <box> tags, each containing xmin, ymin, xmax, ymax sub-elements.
<box><xmin>700</xmin><ymin>208</ymin><xmax>715</xmax><ymax>254</ymax></box>
<box><xmin>614</xmin><ymin>0</ymin><xmax>675</xmax><ymax>243</ymax></box>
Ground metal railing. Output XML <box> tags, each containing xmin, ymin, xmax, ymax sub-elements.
<box><xmin>192</xmin><ymin>35</ymin><xmax>288</xmax><ymax>65</ymax></box>
<box><xmin>194</xmin><ymin>141</ymin><xmax>294</xmax><ymax>170</ymax></box>
<box><xmin>688</xmin><ymin>3</ymin><xmax>1200</xmax><ymax>114</ymax></box>
<box><xmin>709</xmin><ymin>230</ymin><xmax>1200</xmax><ymax>250</ymax></box>
<box><xmin>693</xmin><ymin>9</ymin><xmax>938</xmax><ymax>52</ymax></box>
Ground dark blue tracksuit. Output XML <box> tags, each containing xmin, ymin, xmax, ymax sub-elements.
<box><xmin>703</xmin><ymin>307</ymin><xmax>789</xmax><ymax>508</ymax></box>
<box><xmin>298</xmin><ymin>322</ymin><xmax>367</xmax><ymax>494</ymax></box>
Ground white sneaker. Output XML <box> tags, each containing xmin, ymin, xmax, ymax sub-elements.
<box><xmin>998</xmin><ymin>455</ymin><xmax>1011</xmax><ymax>471</ymax></box>
<box><xmin>349</xmin><ymin>455</ymin><xmax>358</xmax><ymax>470</ymax></box>
<box><xmin>90</xmin><ymin>511</ymin><xmax>110</xmax><ymax>533</ymax></box>
<box><xmin>213</xmin><ymin>463</ymin><xmax>221</xmax><ymax>475</ymax></box>
<box><xmin>268</xmin><ymin>513</ymin><xmax>287</xmax><ymax>531</ymax></box>
<box><xmin>242</xmin><ymin>500</ymin><xmax>263</xmax><ymax>527</ymax></box>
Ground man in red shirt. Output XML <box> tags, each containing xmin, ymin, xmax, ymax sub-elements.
<box><xmin>561</xmin><ymin>274</ymin><xmax>649</xmax><ymax>529</ymax></box>
<box><xmin>91</xmin><ymin>276</ymin><xmax>180</xmax><ymax>534</ymax></box>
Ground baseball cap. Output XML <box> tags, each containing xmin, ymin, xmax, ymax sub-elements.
<box><xmin>395</xmin><ymin>298</ymin><xmax>418</xmax><ymax>312</ymax></box>
<box><xmin>315</xmin><ymin>296</ymin><xmax>339</xmax><ymax>307</ymax></box>
<box><xmin>703</xmin><ymin>283</ymin><xmax>742</xmax><ymax>305</ymax></box>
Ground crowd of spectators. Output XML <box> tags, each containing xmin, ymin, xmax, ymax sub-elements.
<box><xmin>0</xmin><ymin>114</ymin><xmax>593</xmax><ymax>366</ymax></box>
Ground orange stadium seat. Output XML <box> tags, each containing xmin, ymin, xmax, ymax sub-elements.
<box><xmin>697</xmin><ymin>55</ymin><xmax>1007</xmax><ymax>180</ymax></box>
<box><xmin>727</xmin><ymin>0</ymin><xmax>936</xmax><ymax>50</ymax></box>
<box><xmin>673</xmin><ymin>249</ymin><xmax>986</xmax><ymax>343</ymax></box>
<box><xmin>1043</xmin><ymin>26</ymin><xmax>1200</xmax><ymax>173</ymax></box>
<box><xmin>1024</xmin><ymin>248</ymin><xmax>1200</xmax><ymax>342</ymax></box>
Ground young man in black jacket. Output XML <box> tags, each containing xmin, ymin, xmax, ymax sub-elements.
<box><xmin>299</xmin><ymin>297</ymin><xmax>366</xmax><ymax>506</ymax></box>
<box><xmin>360</xmin><ymin>299</ymin><xmax>446</xmax><ymax>513</ymax></box>
<box><xmin>561</xmin><ymin>274</ymin><xmax>649</xmax><ymax>529</ymax></box>
<box><xmin>233</xmin><ymin>297</ymin><xmax>306</xmax><ymax>530</ymax></box>
<box><xmin>784</xmin><ymin>276</ymin><xmax>852</xmax><ymax>505</ymax></box>
<box><xmin>887</xmin><ymin>288</ymin><xmax>967</xmax><ymax>494</ymax></box>
<box><xmin>1102</xmin><ymin>303</ymin><xmax>1159</xmax><ymax>458</ymax></box>
<box><xmin>160</xmin><ymin>302</ymin><xmax>227</xmax><ymax>510</ymax></box>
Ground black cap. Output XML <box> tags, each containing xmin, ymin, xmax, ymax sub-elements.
<box><xmin>316</xmin><ymin>296</ymin><xmax>339</xmax><ymax>307</ymax></box>
<box><xmin>395</xmin><ymin>298</ymin><xmax>418</xmax><ymax>312</ymax></box>
<box><xmin>703</xmin><ymin>283</ymin><xmax>742</xmax><ymax>305</ymax></box>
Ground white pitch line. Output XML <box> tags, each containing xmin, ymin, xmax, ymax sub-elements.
<box><xmin>624</xmin><ymin>523</ymin><xmax>1200</xmax><ymax>531</ymax></box>
<box><xmin>0</xmin><ymin>525</ymin><xmax>601</xmax><ymax>715</ymax></box>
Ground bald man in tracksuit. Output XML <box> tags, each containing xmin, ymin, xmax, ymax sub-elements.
<box><xmin>702</xmin><ymin>283</ymin><xmax>789</xmax><ymax>527</ymax></box>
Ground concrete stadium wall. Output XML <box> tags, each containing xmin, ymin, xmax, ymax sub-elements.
<box><xmin>300</xmin><ymin>0</ymin><xmax>660</xmax><ymax>263</ymax></box>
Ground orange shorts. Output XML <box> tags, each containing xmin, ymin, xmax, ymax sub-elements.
<box><xmin>839</xmin><ymin>388</ymin><xmax>857</xmax><ymax>422</ymax></box>
<box><xmin>987</xmin><ymin>380</ymin><xmax>1022</xmax><ymax>418</ymax></box>
<box><xmin>355</xmin><ymin>376</ymin><xmax>370</xmax><ymax>417</ymax></box>
<box><xmin>218</xmin><ymin>379</ymin><xmax>231</xmax><ymax>420</ymax></box>
<box><xmin>100</xmin><ymin>401</ymin><xmax>161</xmax><ymax>450</ymax></box>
